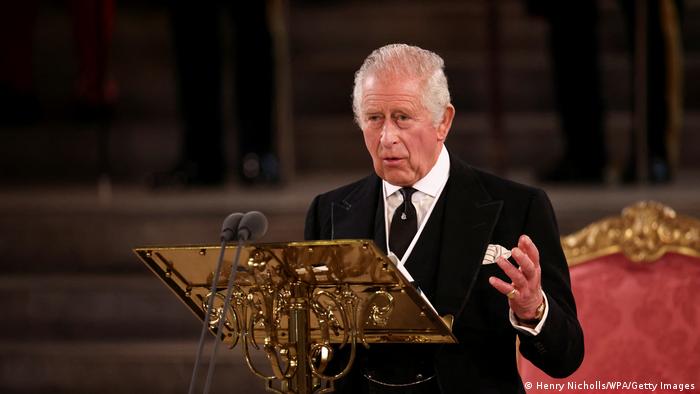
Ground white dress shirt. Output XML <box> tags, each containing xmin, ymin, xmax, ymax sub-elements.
<box><xmin>383</xmin><ymin>145</ymin><xmax>450</xmax><ymax>265</ymax></box>
<box><xmin>382</xmin><ymin>145</ymin><xmax>547</xmax><ymax>335</ymax></box>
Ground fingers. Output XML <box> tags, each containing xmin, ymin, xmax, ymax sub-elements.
<box><xmin>518</xmin><ymin>234</ymin><xmax>540</xmax><ymax>268</ymax></box>
<box><xmin>512</xmin><ymin>247</ymin><xmax>536</xmax><ymax>281</ymax></box>
<box><xmin>495</xmin><ymin>256</ymin><xmax>528</xmax><ymax>290</ymax></box>
<box><xmin>488</xmin><ymin>275</ymin><xmax>515</xmax><ymax>296</ymax></box>
<box><xmin>513</xmin><ymin>234</ymin><xmax>541</xmax><ymax>281</ymax></box>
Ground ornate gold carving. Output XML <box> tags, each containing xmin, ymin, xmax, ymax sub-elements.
<box><xmin>202</xmin><ymin>291</ymin><xmax>241</xmax><ymax>348</ymax></box>
<box><xmin>561</xmin><ymin>201</ymin><xmax>700</xmax><ymax>265</ymax></box>
<box><xmin>402</xmin><ymin>336</ymin><xmax>430</xmax><ymax>343</ymax></box>
<box><xmin>362</xmin><ymin>290</ymin><xmax>394</xmax><ymax>327</ymax></box>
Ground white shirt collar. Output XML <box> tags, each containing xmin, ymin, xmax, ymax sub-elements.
<box><xmin>383</xmin><ymin>145</ymin><xmax>450</xmax><ymax>199</ymax></box>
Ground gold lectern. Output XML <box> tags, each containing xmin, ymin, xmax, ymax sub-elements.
<box><xmin>134</xmin><ymin>240</ymin><xmax>456</xmax><ymax>393</ymax></box>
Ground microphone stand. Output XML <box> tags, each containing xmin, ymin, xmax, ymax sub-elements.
<box><xmin>187</xmin><ymin>237</ymin><xmax>229</xmax><ymax>394</ymax></box>
<box><xmin>188</xmin><ymin>212</ymin><xmax>243</xmax><ymax>394</ymax></box>
<box><xmin>201</xmin><ymin>234</ymin><xmax>246</xmax><ymax>394</ymax></box>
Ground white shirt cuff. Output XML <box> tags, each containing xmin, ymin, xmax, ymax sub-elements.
<box><xmin>509</xmin><ymin>289</ymin><xmax>549</xmax><ymax>336</ymax></box>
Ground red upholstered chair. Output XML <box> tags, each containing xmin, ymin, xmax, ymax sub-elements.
<box><xmin>519</xmin><ymin>201</ymin><xmax>700</xmax><ymax>393</ymax></box>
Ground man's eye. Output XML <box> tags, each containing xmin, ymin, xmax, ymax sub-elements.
<box><xmin>396</xmin><ymin>114</ymin><xmax>409</xmax><ymax>121</ymax></box>
<box><xmin>367</xmin><ymin>115</ymin><xmax>381</xmax><ymax>122</ymax></box>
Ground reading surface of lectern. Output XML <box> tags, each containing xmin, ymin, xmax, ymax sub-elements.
<box><xmin>134</xmin><ymin>240</ymin><xmax>456</xmax><ymax>393</ymax></box>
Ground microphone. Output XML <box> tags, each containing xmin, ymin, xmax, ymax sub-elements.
<box><xmin>237</xmin><ymin>211</ymin><xmax>268</xmax><ymax>241</ymax></box>
<box><xmin>220</xmin><ymin>212</ymin><xmax>244</xmax><ymax>242</ymax></box>
<box><xmin>200</xmin><ymin>211</ymin><xmax>269</xmax><ymax>394</ymax></box>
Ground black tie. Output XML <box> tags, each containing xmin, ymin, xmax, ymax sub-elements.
<box><xmin>389</xmin><ymin>187</ymin><xmax>418</xmax><ymax>260</ymax></box>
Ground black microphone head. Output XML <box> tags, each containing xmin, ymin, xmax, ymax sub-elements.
<box><xmin>220</xmin><ymin>212</ymin><xmax>244</xmax><ymax>242</ymax></box>
<box><xmin>237</xmin><ymin>211</ymin><xmax>268</xmax><ymax>242</ymax></box>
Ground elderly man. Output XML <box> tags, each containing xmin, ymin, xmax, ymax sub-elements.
<box><xmin>305</xmin><ymin>44</ymin><xmax>583</xmax><ymax>393</ymax></box>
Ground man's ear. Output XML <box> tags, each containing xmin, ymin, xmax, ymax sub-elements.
<box><xmin>437</xmin><ymin>104</ymin><xmax>455</xmax><ymax>142</ymax></box>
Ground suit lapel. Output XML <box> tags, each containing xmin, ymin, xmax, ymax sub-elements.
<box><xmin>372</xmin><ymin>192</ymin><xmax>387</xmax><ymax>254</ymax></box>
<box><xmin>330</xmin><ymin>175</ymin><xmax>386</xmax><ymax>253</ymax></box>
<box><xmin>434</xmin><ymin>158</ymin><xmax>503</xmax><ymax>323</ymax></box>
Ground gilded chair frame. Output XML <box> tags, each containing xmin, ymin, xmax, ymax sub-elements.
<box><xmin>561</xmin><ymin>200</ymin><xmax>700</xmax><ymax>266</ymax></box>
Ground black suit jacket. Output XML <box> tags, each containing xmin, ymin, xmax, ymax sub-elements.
<box><xmin>304</xmin><ymin>156</ymin><xmax>584</xmax><ymax>393</ymax></box>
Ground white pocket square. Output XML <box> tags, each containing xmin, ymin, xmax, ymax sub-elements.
<box><xmin>482</xmin><ymin>244</ymin><xmax>511</xmax><ymax>265</ymax></box>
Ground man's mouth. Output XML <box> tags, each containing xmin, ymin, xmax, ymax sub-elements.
<box><xmin>382</xmin><ymin>157</ymin><xmax>404</xmax><ymax>165</ymax></box>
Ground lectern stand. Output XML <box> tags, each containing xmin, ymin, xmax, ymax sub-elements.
<box><xmin>134</xmin><ymin>240</ymin><xmax>456</xmax><ymax>393</ymax></box>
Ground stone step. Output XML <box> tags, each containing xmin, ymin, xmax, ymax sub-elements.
<box><xmin>0</xmin><ymin>340</ymin><xmax>270</xmax><ymax>394</ymax></box>
<box><xmin>0</xmin><ymin>275</ymin><xmax>200</xmax><ymax>341</ymax></box>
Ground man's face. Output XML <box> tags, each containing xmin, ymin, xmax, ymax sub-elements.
<box><xmin>359</xmin><ymin>73</ymin><xmax>454</xmax><ymax>186</ymax></box>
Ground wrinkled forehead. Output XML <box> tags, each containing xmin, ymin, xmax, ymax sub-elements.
<box><xmin>359</xmin><ymin>74</ymin><xmax>427</xmax><ymax>118</ymax></box>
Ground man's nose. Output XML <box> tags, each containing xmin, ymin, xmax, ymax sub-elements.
<box><xmin>380</xmin><ymin>122</ymin><xmax>399</xmax><ymax>146</ymax></box>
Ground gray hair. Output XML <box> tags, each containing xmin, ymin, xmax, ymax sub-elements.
<box><xmin>352</xmin><ymin>43</ymin><xmax>451</xmax><ymax>126</ymax></box>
